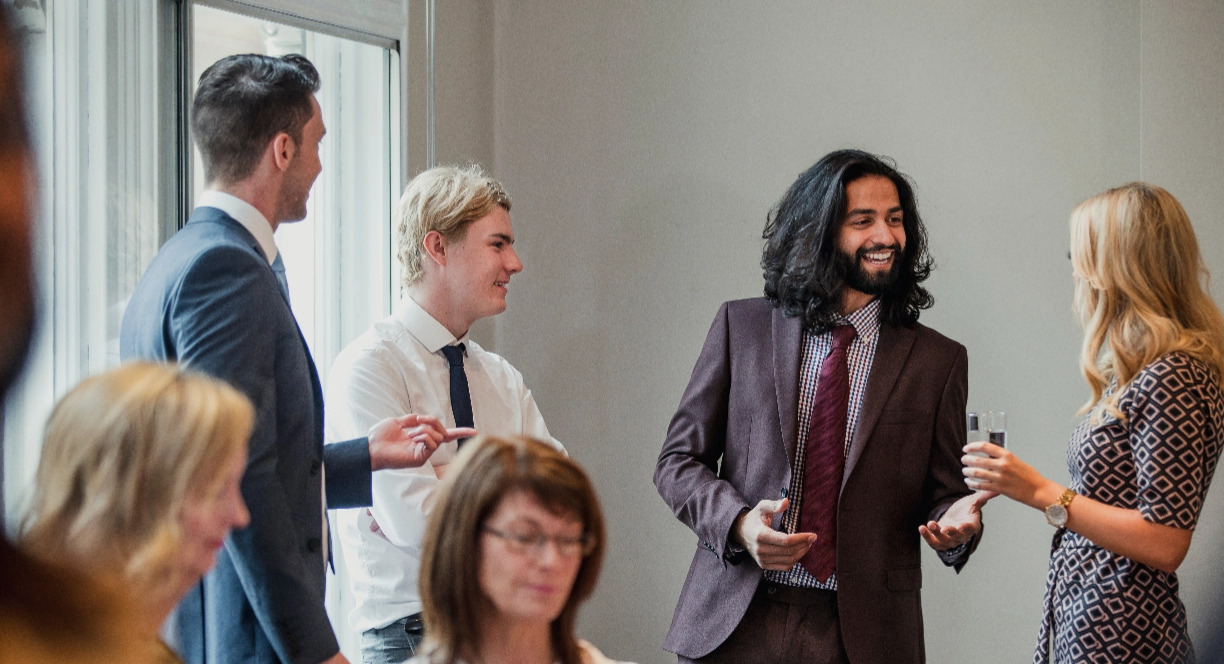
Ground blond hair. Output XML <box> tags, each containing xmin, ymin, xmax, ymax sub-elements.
<box><xmin>20</xmin><ymin>362</ymin><xmax>253</xmax><ymax>591</ymax></box>
<box><xmin>1071</xmin><ymin>182</ymin><xmax>1224</xmax><ymax>423</ymax></box>
<box><xmin>418</xmin><ymin>436</ymin><xmax>605</xmax><ymax>664</ymax></box>
<box><xmin>395</xmin><ymin>164</ymin><xmax>511</xmax><ymax>287</ymax></box>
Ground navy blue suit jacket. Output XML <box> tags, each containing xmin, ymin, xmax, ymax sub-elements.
<box><xmin>120</xmin><ymin>207</ymin><xmax>372</xmax><ymax>664</ymax></box>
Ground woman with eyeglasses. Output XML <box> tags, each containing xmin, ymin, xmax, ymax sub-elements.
<box><xmin>20</xmin><ymin>362</ymin><xmax>254</xmax><ymax>663</ymax></box>
<box><xmin>963</xmin><ymin>183</ymin><xmax>1224</xmax><ymax>663</ymax></box>
<box><xmin>412</xmin><ymin>435</ymin><xmax>632</xmax><ymax>664</ymax></box>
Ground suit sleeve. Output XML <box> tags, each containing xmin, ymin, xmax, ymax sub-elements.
<box><xmin>171</xmin><ymin>246</ymin><xmax>340</xmax><ymax>664</ymax></box>
<box><xmin>924</xmin><ymin>344</ymin><xmax>979</xmax><ymax>569</ymax></box>
<box><xmin>323</xmin><ymin>439</ymin><xmax>372</xmax><ymax>508</ymax></box>
<box><xmin>654</xmin><ymin>303</ymin><xmax>752</xmax><ymax>562</ymax></box>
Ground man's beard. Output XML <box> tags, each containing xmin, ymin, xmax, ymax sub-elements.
<box><xmin>836</xmin><ymin>244</ymin><xmax>904</xmax><ymax>295</ymax></box>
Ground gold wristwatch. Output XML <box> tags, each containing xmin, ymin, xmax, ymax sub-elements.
<box><xmin>1044</xmin><ymin>488</ymin><xmax>1077</xmax><ymax>527</ymax></box>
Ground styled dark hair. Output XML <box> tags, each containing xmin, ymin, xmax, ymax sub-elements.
<box><xmin>761</xmin><ymin>149</ymin><xmax>933</xmax><ymax>332</ymax></box>
<box><xmin>190</xmin><ymin>53</ymin><xmax>320</xmax><ymax>186</ymax></box>
<box><xmin>419</xmin><ymin>436</ymin><xmax>606</xmax><ymax>664</ymax></box>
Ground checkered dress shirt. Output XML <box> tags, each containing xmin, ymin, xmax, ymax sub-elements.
<box><xmin>764</xmin><ymin>298</ymin><xmax>882</xmax><ymax>590</ymax></box>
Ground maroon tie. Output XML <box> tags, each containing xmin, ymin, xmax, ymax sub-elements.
<box><xmin>798</xmin><ymin>324</ymin><xmax>857</xmax><ymax>582</ymax></box>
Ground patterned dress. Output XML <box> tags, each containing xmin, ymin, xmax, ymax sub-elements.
<box><xmin>1036</xmin><ymin>353</ymin><xmax>1224</xmax><ymax>664</ymax></box>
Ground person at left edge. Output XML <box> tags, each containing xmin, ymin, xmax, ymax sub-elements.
<box><xmin>120</xmin><ymin>53</ymin><xmax>474</xmax><ymax>664</ymax></box>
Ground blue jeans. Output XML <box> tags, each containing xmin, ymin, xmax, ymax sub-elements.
<box><xmin>360</xmin><ymin>614</ymin><xmax>425</xmax><ymax>664</ymax></box>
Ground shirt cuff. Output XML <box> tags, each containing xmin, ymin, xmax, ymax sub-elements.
<box><xmin>723</xmin><ymin>508</ymin><xmax>751</xmax><ymax>564</ymax></box>
<box><xmin>936</xmin><ymin>539</ymin><xmax>970</xmax><ymax>566</ymax></box>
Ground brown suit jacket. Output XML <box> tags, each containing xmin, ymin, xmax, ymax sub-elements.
<box><xmin>654</xmin><ymin>298</ymin><xmax>973</xmax><ymax>663</ymax></box>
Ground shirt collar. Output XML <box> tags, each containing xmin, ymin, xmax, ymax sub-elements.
<box><xmin>841</xmin><ymin>297</ymin><xmax>882</xmax><ymax>342</ymax></box>
<box><xmin>394</xmin><ymin>296</ymin><xmax>469</xmax><ymax>353</ymax></box>
<box><xmin>197</xmin><ymin>190</ymin><xmax>278</xmax><ymax>265</ymax></box>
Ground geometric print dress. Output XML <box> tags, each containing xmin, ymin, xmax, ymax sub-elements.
<box><xmin>1035</xmin><ymin>353</ymin><xmax>1224</xmax><ymax>664</ymax></box>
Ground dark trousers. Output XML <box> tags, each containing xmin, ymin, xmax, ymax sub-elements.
<box><xmin>679</xmin><ymin>581</ymin><xmax>849</xmax><ymax>664</ymax></box>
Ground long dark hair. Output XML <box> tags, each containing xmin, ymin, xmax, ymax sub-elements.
<box><xmin>762</xmin><ymin>149</ymin><xmax>933</xmax><ymax>332</ymax></box>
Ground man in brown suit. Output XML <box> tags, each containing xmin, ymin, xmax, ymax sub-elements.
<box><xmin>655</xmin><ymin>149</ymin><xmax>987</xmax><ymax>664</ymax></box>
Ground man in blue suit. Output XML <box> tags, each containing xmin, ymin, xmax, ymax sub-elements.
<box><xmin>120</xmin><ymin>54</ymin><xmax>471</xmax><ymax>664</ymax></box>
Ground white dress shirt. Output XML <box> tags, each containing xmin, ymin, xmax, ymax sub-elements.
<box><xmin>325</xmin><ymin>296</ymin><xmax>559</xmax><ymax>632</ymax></box>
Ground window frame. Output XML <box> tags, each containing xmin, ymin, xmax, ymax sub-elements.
<box><xmin>192</xmin><ymin>0</ymin><xmax>434</xmax><ymax>180</ymax></box>
<box><xmin>2</xmin><ymin>0</ymin><xmax>433</xmax><ymax>528</ymax></box>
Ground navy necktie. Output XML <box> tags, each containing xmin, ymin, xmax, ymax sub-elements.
<box><xmin>440</xmin><ymin>344</ymin><xmax>474</xmax><ymax>445</ymax></box>
<box><xmin>798</xmin><ymin>324</ymin><xmax>857</xmax><ymax>582</ymax></box>
<box><xmin>271</xmin><ymin>253</ymin><xmax>290</xmax><ymax>301</ymax></box>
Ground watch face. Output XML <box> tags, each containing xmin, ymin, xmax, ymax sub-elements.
<box><xmin>1046</xmin><ymin>504</ymin><xmax>1068</xmax><ymax>527</ymax></box>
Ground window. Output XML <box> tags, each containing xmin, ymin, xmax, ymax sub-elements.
<box><xmin>3</xmin><ymin>0</ymin><xmax>178</xmax><ymax>528</ymax></box>
<box><xmin>4</xmin><ymin>1</ymin><xmax>415</xmax><ymax>656</ymax></box>
<box><xmin>190</xmin><ymin>4</ymin><xmax>400</xmax><ymax>387</ymax></box>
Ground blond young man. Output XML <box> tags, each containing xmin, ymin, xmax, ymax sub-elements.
<box><xmin>326</xmin><ymin>165</ymin><xmax>561</xmax><ymax>663</ymax></box>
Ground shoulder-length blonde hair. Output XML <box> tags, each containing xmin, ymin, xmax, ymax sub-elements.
<box><xmin>1071</xmin><ymin>182</ymin><xmax>1224</xmax><ymax>423</ymax></box>
<box><xmin>20</xmin><ymin>362</ymin><xmax>253</xmax><ymax>591</ymax></box>
<box><xmin>418</xmin><ymin>435</ymin><xmax>605</xmax><ymax>664</ymax></box>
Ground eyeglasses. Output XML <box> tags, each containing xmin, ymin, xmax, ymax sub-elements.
<box><xmin>482</xmin><ymin>526</ymin><xmax>596</xmax><ymax>558</ymax></box>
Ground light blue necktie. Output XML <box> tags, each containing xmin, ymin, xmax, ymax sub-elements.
<box><xmin>271</xmin><ymin>252</ymin><xmax>290</xmax><ymax>301</ymax></box>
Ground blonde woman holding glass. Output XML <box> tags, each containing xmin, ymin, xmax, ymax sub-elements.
<box><xmin>964</xmin><ymin>183</ymin><xmax>1224</xmax><ymax>663</ymax></box>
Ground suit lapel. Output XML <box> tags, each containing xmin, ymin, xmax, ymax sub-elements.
<box><xmin>843</xmin><ymin>323</ymin><xmax>915</xmax><ymax>489</ymax></box>
<box><xmin>193</xmin><ymin>207</ymin><xmax>316</xmax><ymax>410</ymax></box>
<box><xmin>772</xmin><ymin>307</ymin><xmax>804</xmax><ymax>465</ymax></box>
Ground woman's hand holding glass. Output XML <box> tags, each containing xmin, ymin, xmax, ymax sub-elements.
<box><xmin>962</xmin><ymin>440</ymin><xmax>1060</xmax><ymax>510</ymax></box>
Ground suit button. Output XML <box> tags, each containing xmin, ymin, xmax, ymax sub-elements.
<box><xmin>309</xmin><ymin>459</ymin><xmax>321</xmax><ymax>475</ymax></box>
<box><xmin>307</xmin><ymin>538</ymin><xmax>321</xmax><ymax>553</ymax></box>
<box><xmin>780</xmin><ymin>487</ymin><xmax>788</xmax><ymax>497</ymax></box>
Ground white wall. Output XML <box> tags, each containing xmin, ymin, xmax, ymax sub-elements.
<box><xmin>429</xmin><ymin>2</ymin><xmax>1224</xmax><ymax>662</ymax></box>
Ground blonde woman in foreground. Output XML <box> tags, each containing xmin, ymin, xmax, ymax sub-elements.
<box><xmin>20</xmin><ymin>362</ymin><xmax>254</xmax><ymax>664</ymax></box>
<box><xmin>412</xmin><ymin>435</ymin><xmax>634</xmax><ymax>664</ymax></box>
<box><xmin>964</xmin><ymin>183</ymin><xmax>1224</xmax><ymax>663</ymax></box>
